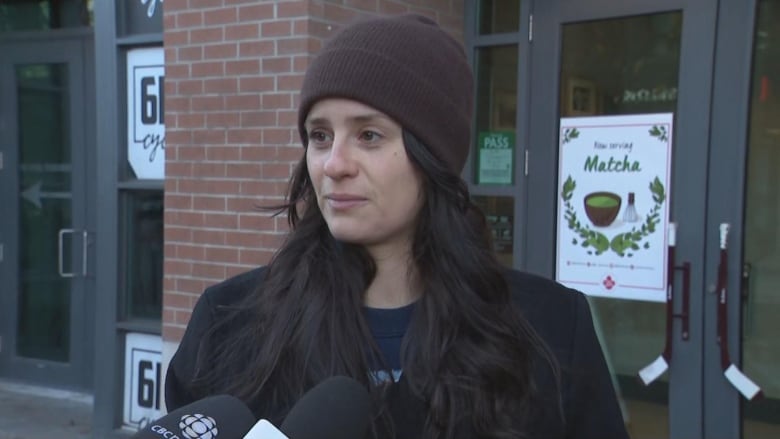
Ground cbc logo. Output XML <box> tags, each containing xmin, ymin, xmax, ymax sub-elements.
<box><xmin>179</xmin><ymin>413</ymin><xmax>219</xmax><ymax>439</ymax></box>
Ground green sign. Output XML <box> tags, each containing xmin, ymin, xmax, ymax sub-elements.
<box><xmin>477</xmin><ymin>131</ymin><xmax>514</xmax><ymax>184</ymax></box>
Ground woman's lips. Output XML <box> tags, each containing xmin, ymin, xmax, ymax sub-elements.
<box><xmin>325</xmin><ymin>194</ymin><xmax>367</xmax><ymax>210</ymax></box>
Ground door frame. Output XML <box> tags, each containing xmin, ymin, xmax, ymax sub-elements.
<box><xmin>0</xmin><ymin>31</ymin><xmax>95</xmax><ymax>391</ymax></box>
<box><xmin>526</xmin><ymin>0</ymin><xmax>722</xmax><ymax>438</ymax></box>
<box><xmin>706</xmin><ymin>0</ymin><xmax>761</xmax><ymax>438</ymax></box>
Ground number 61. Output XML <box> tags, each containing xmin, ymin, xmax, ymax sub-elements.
<box><xmin>140</xmin><ymin>75</ymin><xmax>164</xmax><ymax>125</ymax></box>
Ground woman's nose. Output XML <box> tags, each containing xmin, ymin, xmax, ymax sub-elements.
<box><xmin>323</xmin><ymin>137</ymin><xmax>358</xmax><ymax>179</ymax></box>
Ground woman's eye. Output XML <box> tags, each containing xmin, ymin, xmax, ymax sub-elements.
<box><xmin>308</xmin><ymin>130</ymin><xmax>330</xmax><ymax>144</ymax></box>
<box><xmin>359</xmin><ymin>130</ymin><xmax>381</xmax><ymax>142</ymax></box>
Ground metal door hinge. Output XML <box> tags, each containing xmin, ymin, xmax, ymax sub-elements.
<box><xmin>0</xmin><ymin>243</ymin><xmax>3</xmax><ymax>262</ymax></box>
<box><xmin>528</xmin><ymin>14</ymin><xmax>533</xmax><ymax>42</ymax></box>
<box><xmin>0</xmin><ymin>151</ymin><xmax>4</xmax><ymax>170</ymax></box>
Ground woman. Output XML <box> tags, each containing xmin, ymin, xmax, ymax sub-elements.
<box><xmin>165</xmin><ymin>14</ymin><xmax>628</xmax><ymax>439</ymax></box>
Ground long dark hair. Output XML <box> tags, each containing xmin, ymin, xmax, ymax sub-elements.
<box><xmin>193</xmin><ymin>130</ymin><xmax>555</xmax><ymax>438</ymax></box>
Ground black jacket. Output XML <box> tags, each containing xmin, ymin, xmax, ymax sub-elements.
<box><xmin>165</xmin><ymin>267</ymin><xmax>629</xmax><ymax>439</ymax></box>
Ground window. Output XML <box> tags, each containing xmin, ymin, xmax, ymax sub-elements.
<box><xmin>121</xmin><ymin>191</ymin><xmax>163</xmax><ymax>321</ymax></box>
<box><xmin>469</xmin><ymin>1</ymin><xmax>523</xmax><ymax>266</ymax></box>
<box><xmin>0</xmin><ymin>0</ymin><xmax>93</xmax><ymax>32</ymax></box>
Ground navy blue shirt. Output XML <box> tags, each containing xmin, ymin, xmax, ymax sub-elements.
<box><xmin>363</xmin><ymin>302</ymin><xmax>415</xmax><ymax>384</ymax></box>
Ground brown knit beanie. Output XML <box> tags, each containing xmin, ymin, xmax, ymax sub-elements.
<box><xmin>298</xmin><ymin>14</ymin><xmax>474</xmax><ymax>174</ymax></box>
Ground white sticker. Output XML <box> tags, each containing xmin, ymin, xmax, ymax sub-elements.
<box><xmin>638</xmin><ymin>355</ymin><xmax>669</xmax><ymax>385</ymax></box>
<box><xmin>724</xmin><ymin>364</ymin><xmax>762</xmax><ymax>400</ymax></box>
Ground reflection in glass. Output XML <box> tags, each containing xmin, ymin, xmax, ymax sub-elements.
<box><xmin>16</xmin><ymin>64</ymin><xmax>71</xmax><ymax>362</ymax></box>
<box><xmin>560</xmin><ymin>13</ymin><xmax>681</xmax><ymax>439</ymax></box>
<box><xmin>743</xmin><ymin>1</ymin><xmax>780</xmax><ymax>437</ymax></box>
<box><xmin>477</xmin><ymin>0</ymin><xmax>520</xmax><ymax>35</ymax></box>
<box><xmin>474</xmin><ymin>45</ymin><xmax>518</xmax><ymax>185</ymax></box>
<box><xmin>473</xmin><ymin>196</ymin><xmax>514</xmax><ymax>267</ymax></box>
<box><xmin>561</xmin><ymin>14</ymin><xmax>681</xmax><ymax>117</ymax></box>
<box><xmin>123</xmin><ymin>191</ymin><xmax>164</xmax><ymax>320</ymax></box>
<box><xmin>0</xmin><ymin>0</ymin><xmax>93</xmax><ymax>32</ymax></box>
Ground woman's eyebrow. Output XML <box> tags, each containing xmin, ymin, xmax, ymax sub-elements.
<box><xmin>350</xmin><ymin>113</ymin><xmax>389</xmax><ymax>124</ymax></box>
<box><xmin>304</xmin><ymin>116</ymin><xmax>330</xmax><ymax>129</ymax></box>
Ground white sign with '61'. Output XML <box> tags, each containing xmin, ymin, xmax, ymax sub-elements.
<box><xmin>127</xmin><ymin>47</ymin><xmax>165</xmax><ymax>179</ymax></box>
<box><xmin>123</xmin><ymin>332</ymin><xmax>163</xmax><ymax>431</ymax></box>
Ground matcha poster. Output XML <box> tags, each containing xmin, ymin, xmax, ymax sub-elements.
<box><xmin>555</xmin><ymin>113</ymin><xmax>673</xmax><ymax>302</ymax></box>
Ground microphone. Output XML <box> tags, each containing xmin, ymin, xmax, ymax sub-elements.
<box><xmin>132</xmin><ymin>394</ymin><xmax>255</xmax><ymax>439</ymax></box>
<box><xmin>243</xmin><ymin>376</ymin><xmax>372</xmax><ymax>439</ymax></box>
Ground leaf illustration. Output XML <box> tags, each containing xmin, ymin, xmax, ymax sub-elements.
<box><xmin>562</xmin><ymin>175</ymin><xmax>576</xmax><ymax>201</ymax></box>
<box><xmin>562</xmin><ymin>128</ymin><xmax>581</xmax><ymax>144</ymax></box>
<box><xmin>649</xmin><ymin>125</ymin><xmax>669</xmax><ymax>142</ymax></box>
<box><xmin>650</xmin><ymin>177</ymin><xmax>666</xmax><ymax>204</ymax></box>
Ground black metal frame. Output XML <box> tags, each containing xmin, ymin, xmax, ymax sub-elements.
<box><xmin>93</xmin><ymin>0</ymin><xmax>164</xmax><ymax>436</ymax></box>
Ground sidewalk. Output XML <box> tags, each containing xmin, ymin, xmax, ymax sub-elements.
<box><xmin>0</xmin><ymin>379</ymin><xmax>93</xmax><ymax>439</ymax></box>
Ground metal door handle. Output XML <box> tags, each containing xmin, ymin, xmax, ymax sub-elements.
<box><xmin>741</xmin><ymin>262</ymin><xmax>756</xmax><ymax>338</ymax></box>
<box><xmin>715</xmin><ymin>223</ymin><xmax>762</xmax><ymax>400</ymax></box>
<box><xmin>81</xmin><ymin>230</ymin><xmax>88</xmax><ymax>277</ymax></box>
<box><xmin>58</xmin><ymin>229</ymin><xmax>88</xmax><ymax>277</ymax></box>
<box><xmin>638</xmin><ymin>222</ymin><xmax>690</xmax><ymax>386</ymax></box>
<box><xmin>58</xmin><ymin>228</ymin><xmax>75</xmax><ymax>278</ymax></box>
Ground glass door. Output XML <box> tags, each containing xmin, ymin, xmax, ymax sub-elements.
<box><xmin>741</xmin><ymin>3</ymin><xmax>780</xmax><ymax>435</ymax></box>
<box><xmin>707</xmin><ymin>0</ymin><xmax>780</xmax><ymax>438</ymax></box>
<box><xmin>527</xmin><ymin>0</ymin><xmax>718</xmax><ymax>438</ymax></box>
<box><xmin>556</xmin><ymin>13</ymin><xmax>688</xmax><ymax>438</ymax></box>
<box><xmin>0</xmin><ymin>38</ymin><xmax>93</xmax><ymax>390</ymax></box>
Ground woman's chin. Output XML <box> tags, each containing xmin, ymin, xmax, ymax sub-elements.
<box><xmin>328</xmin><ymin>228</ymin><xmax>367</xmax><ymax>244</ymax></box>
<box><xmin>329</xmin><ymin>229</ymin><xmax>389</xmax><ymax>247</ymax></box>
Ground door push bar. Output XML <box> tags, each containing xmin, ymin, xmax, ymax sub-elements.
<box><xmin>639</xmin><ymin>222</ymin><xmax>691</xmax><ymax>385</ymax></box>
<box><xmin>58</xmin><ymin>228</ymin><xmax>89</xmax><ymax>278</ymax></box>
<box><xmin>716</xmin><ymin>223</ymin><xmax>762</xmax><ymax>400</ymax></box>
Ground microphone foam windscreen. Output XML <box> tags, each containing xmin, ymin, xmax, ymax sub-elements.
<box><xmin>133</xmin><ymin>394</ymin><xmax>255</xmax><ymax>439</ymax></box>
<box><xmin>280</xmin><ymin>376</ymin><xmax>373</xmax><ymax>439</ymax></box>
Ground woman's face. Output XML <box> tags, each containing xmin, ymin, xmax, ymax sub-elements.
<box><xmin>304</xmin><ymin>98</ymin><xmax>425</xmax><ymax>253</ymax></box>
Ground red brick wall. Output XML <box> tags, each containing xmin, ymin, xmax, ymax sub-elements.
<box><xmin>162</xmin><ymin>0</ymin><xmax>465</xmax><ymax>343</ymax></box>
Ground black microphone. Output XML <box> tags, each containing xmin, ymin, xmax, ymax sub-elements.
<box><xmin>132</xmin><ymin>394</ymin><xmax>255</xmax><ymax>439</ymax></box>
<box><xmin>242</xmin><ymin>376</ymin><xmax>372</xmax><ymax>439</ymax></box>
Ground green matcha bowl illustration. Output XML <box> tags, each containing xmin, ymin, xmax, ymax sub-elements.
<box><xmin>584</xmin><ymin>191</ymin><xmax>622</xmax><ymax>227</ymax></box>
